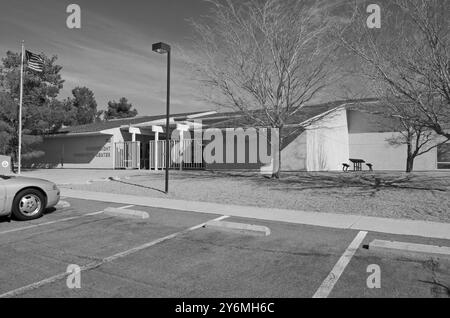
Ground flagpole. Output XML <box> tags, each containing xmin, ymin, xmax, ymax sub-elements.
<box><xmin>18</xmin><ymin>40</ymin><xmax>24</xmax><ymax>175</ymax></box>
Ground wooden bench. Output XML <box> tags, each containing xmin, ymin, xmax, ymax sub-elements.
<box><xmin>342</xmin><ymin>163</ymin><xmax>350</xmax><ymax>172</ymax></box>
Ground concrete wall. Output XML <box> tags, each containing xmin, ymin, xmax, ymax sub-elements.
<box><xmin>281</xmin><ymin>132</ymin><xmax>307</xmax><ymax>171</ymax></box>
<box><xmin>438</xmin><ymin>142</ymin><xmax>450</xmax><ymax>170</ymax></box>
<box><xmin>347</xmin><ymin>109</ymin><xmax>443</xmax><ymax>171</ymax></box>
<box><xmin>277</xmin><ymin>108</ymin><xmax>351</xmax><ymax>172</ymax></box>
<box><xmin>349</xmin><ymin>132</ymin><xmax>438</xmax><ymax>171</ymax></box>
<box><xmin>103</xmin><ymin>128</ymin><xmax>124</xmax><ymax>143</ymax></box>
<box><xmin>25</xmin><ymin>134</ymin><xmax>114</xmax><ymax>169</ymax></box>
<box><xmin>306</xmin><ymin>108</ymin><xmax>350</xmax><ymax>171</ymax></box>
<box><xmin>347</xmin><ymin>109</ymin><xmax>400</xmax><ymax>133</ymax></box>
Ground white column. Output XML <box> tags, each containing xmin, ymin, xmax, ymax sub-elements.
<box><xmin>152</xmin><ymin>126</ymin><xmax>163</xmax><ymax>171</ymax></box>
<box><xmin>154</xmin><ymin>131</ymin><xmax>159</xmax><ymax>171</ymax></box>
<box><xmin>179</xmin><ymin>130</ymin><xmax>184</xmax><ymax>171</ymax></box>
<box><xmin>129</xmin><ymin>127</ymin><xmax>140</xmax><ymax>142</ymax></box>
<box><xmin>111</xmin><ymin>137</ymin><xmax>115</xmax><ymax>170</ymax></box>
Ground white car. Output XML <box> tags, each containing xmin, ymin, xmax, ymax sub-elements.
<box><xmin>0</xmin><ymin>175</ymin><xmax>60</xmax><ymax>221</ymax></box>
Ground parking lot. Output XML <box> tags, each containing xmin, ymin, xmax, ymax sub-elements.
<box><xmin>0</xmin><ymin>197</ymin><xmax>449</xmax><ymax>298</ymax></box>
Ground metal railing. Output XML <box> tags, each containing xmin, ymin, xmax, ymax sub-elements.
<box><xmin>115</xmin><ymin>142</ymin><xmax>141</xmax><ymax>169</ymax></box>
<box><xmin>149</xmin><ymin>139</ymin><xmax>204</xmax><ymax>170</ymax></box>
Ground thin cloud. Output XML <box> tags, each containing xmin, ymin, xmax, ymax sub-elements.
<box><xmin>0</xmin><ymin>0</ymin><xmax>211</xmax><ymax>115</ymax></box>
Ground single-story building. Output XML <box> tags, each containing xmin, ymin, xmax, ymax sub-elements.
<box><xmin>24</xmin><ymin>99</ymin><xmax>450</xmax><ymax>172</ymax></box>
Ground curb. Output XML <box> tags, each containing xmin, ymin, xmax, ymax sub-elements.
<box><xmin>87</xmin><ymin>177</ymin><xmax>121</xmax><ymax>184</ymax></box>
<box><xmin>55</xmin><ymin>200</ymin><xmax>71</xmax><ymax>209</ymax></box>
<box><xmin>103</xmin><ymin>207</ymin><xmax>149</xmax><ymax>220</ymax></box>
<box><xmin>61</xmin><ymin>189</ymin><xmax>450</xmax><ymax>240</ymax></box>
<box><xmin>366</xmin><ymin>239</ymin><xmax>450</xmax><ymax>260</ymax></box>
<box><xmin>205</xmin><ymin>220</ymin><xmax>271</xmax><ymax>236</ymax></box>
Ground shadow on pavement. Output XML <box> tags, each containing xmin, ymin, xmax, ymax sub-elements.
<box><xmin>0</xmin><ymin>216</ymin><xmax>11</xmax><ymax>224</ymax></box>
<box><xmin>109</xmin><ymin>178</ymin><xmax>167</xmax><ymax>195</ymax></box>
<box><xmin>43</xmin><ymin>207</ymin><xmax>58</xmax><ymax>215</ymax></box>
<box><xmin>419</xmin><ymin>280</ymin><xmax>450</xmax><ymax>297</ymax></box>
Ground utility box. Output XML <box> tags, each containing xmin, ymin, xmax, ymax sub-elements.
<box><xmin>0</xmin><ymin>155</ymin><xmax>12</xmax><ymax>174</ymax></box>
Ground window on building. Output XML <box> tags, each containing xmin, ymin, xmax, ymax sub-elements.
<box><xmin>437</xmin><ymin>143</ymin><xmax>450</xmax><ymax>169</ymax></box>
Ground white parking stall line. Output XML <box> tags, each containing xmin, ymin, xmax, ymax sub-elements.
<box><xmin>0</xmin><ymin>215</ymin><xmax>229</xmax><ymax>298</ymax></box>
<box><xmin>312</xmin><ymin>231</ymin><xmax>368</xmax><ymax>298</ymax></box>
<box><xmin>117</xmin><ymin>205</ymin><xmax>135</xmax><ymax>210</ymax></box>
<box><xmin>0</xmin><ymin>205</ymin><xmax>132</xmax><ymax>236</ymax></box>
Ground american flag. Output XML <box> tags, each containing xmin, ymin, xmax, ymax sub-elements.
<box><xmin>25</xmin><ymin>50</ymin><xmax>44</xmax><ymax>72</ymax></box>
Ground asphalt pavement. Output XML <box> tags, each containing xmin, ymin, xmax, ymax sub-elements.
<box><xmin>0</xmin><ymin>198</ymin><xmax>449</xmax><ymax>298</ymax></box>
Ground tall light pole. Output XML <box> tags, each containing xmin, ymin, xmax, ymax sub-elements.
<box><xmin>18</xmin><ymin>41</ymin><xmax>25</xmax><ymax>175</ymax></box>
<box><xmin>152</xmin><ymin>42</ymin><xmax>171</xmax><ymax>194</ymax></box>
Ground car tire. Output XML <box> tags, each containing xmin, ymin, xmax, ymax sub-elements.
<box><xmin>12</xmin><ymin>189</ymin><xmax>46</xmax><ymax>221</ymax></box>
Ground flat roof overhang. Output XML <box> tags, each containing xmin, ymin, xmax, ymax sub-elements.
<box><xmin>44</xmin><ymin>132</ymin><xmax>113</xmax><ymax>139</ymax></box>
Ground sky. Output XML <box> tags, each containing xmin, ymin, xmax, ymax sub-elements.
<box><xmin>0</xmin><ymin>0</ymin><xmax>379</xmax><ymax>117</ymax></box>
<box><xmin>0</xmin><ymin>0</ymin><xmax>214</xmax><ymax>115</ymax></box>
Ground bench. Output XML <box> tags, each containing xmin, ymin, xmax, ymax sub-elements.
<box><xmin>349</xmin><ymin>159</ymin><xmax>365</xmax><ymax>171</ymax></box>
<box><xmin>343</xmin><ymin>159</ymin><xmax>374</xmax><ymax>172</ymax></box>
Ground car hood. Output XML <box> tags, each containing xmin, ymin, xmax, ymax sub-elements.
<box><xmin>0</xmin><ymin>175</ymin><xmax>56</xmax><ymax>188</ymax></box>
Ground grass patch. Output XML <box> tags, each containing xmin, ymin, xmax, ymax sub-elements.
<box><xmin>65</xmin><ymin>170</ymin><xmax>450</xmax><ymax>223</ymax></box>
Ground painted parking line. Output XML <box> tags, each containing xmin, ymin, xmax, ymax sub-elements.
<box><xmin>0</xmin><ymin>205</ymin><xmax>134</xmax><ymax>236</ymax></box>
<box><xmin>313</xmin><ymin>231</ymin><xmax>368</xmax><ymax>298</ymax></box>
<box><xmin>0</xmin><ymin>215</ymin><xmax>229</xmax><ymax>298</ymax></box>
<box><xmin>118</xmin><ymin>205</ymin><xmax>135</xmax><ymax>210</ymax></box>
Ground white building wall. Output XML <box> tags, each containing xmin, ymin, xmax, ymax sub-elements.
<box><xmin>281</xmin><ymin>132</ymin><xmax>307</xmax><ymax>171</ymax></box>
<box><xmin>306</xmin><ymin>108</ymin><xmax>350</xmax><ymax>171</ymax></box>
<box><xmin>349</xmin><ymin>132</ymin><xmax>438</xmax><ymax>171</ymax></box>
<box><xmin>102</xmin><ymin>128</ymin><xmax>125</xmax><ymax>143</ymax></box>
<box><xmin>25</xmin><ymin>134</ymin><xmax>115</xmax><ymax>169</ymax></box>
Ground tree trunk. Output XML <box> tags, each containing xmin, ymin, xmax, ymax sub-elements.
<box><xmin>406</xmin><ymin>143</ymin><xmax>414</xmax><ymax>173</ymax></box>
<box><xmin>272</xmin><ymin>127</ymin><xmax>282</xmax><ymax>179</ymax></box>
<box><xmin>406</xmin><ymin>156</ymin><xmax>414</xmax><ymax>173</ymax></box>
<box><xmin>10</xmin><ymin>152</ymin><xmax>16</xmax><ymax>174</ymax></box>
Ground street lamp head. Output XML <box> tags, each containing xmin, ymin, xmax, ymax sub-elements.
<box><xmin>152</xmin><ymin>42</ymin><xmax>171</xmax><ymax>54</ymax></box>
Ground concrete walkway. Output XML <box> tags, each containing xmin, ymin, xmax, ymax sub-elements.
<box><xmin>20</xmin><ymin>169</ymin><xmax>152</xmax><ymax>185</ymax></box>
<box><xmin>62</xmin><ymin>189</ymin><xmax>450</xmax><ymax>240</ymax></box>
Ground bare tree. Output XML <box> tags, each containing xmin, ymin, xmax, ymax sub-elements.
<box><xmin>188</xmin><ymin>0</ymin><xmax>342</xmax><ymax>177</ymax></box>
<box><xmin>339</xmin><ymin>0</ymin><xmax>450</xmax><ymax>172</ymax></box>
<box><xmin>357</xmin><ymin>100</ymin><xmax>446</xmax><ymax>172</ymax></box>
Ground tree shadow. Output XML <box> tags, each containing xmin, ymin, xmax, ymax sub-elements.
<box><xmin>127</xmin><ymin>170</ymin><xmax>449</xmax><ymax>197</ymax></box>
<box><xmin>259</xmin><ymin>172</ymin><xmax>448</xmax><ymax>196</ymax></box>
<box><xmin>419</xmin><ymin>280</ymin><xmax>450</xmax><ymax>298</ymax></box>
<box><xmin>109</xmin><ymin>178</ymin><xmax>167</xmax><ymax>194</ymax></box>
<box><xmin>419</xmin><ymin>259</ymin><xmax>450</xmax><ymax>298</ymax></box>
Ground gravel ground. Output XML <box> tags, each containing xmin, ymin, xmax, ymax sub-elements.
<box><xmin>64</xmin><ymin>170</ymin><xmax>450</xmax><ymax>223</ymax></box>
